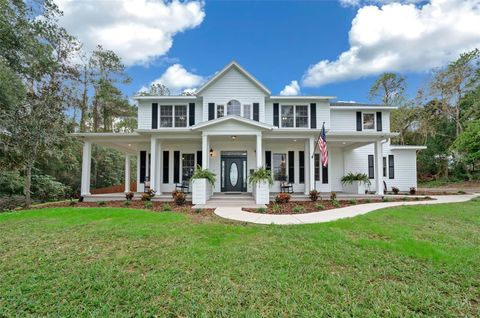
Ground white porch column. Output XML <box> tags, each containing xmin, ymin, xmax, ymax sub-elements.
<box><xmin>156</xmin><ymin>141</ymin><xmax>162</xmax><ymax>195</ymax></box>
<box><xmin>150</xmin><ymin>137</ymin><xmax>157</xmax><ymax>192</ymax></box>
<box><xmin>304</xmin><ymin>139</ymin><xmax>309</xmax><ymax>195</ymax></box>
<box><xmin>309</xmin><ymin>137</ymin><xmax>315</xmax><ymax>192</ymax></box>
<box><xmin>256</xmin><ymin>133</ymin><xmax>262</xmax><ymax>168</ymax></box>
<box><xmin>81</xmin><ymin>141</ymin><xmax>92</xmax><ymax>196</ymax></box>
<box><xmin>375</xmin><ymin>140</ymin><xmax>384</xmax><ymax>195</ymax></box>
<box><xmin>124</xmin><ymin>154</ymin><xmax>131</xmax><ymax>193</ymax></box>
<box><xmin>202</xmin><ymin>133</ymin><xmax>209</xmax><ymax>169</ymax></box>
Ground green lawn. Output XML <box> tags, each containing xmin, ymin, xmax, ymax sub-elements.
<box><xmin>1</xmin><ymin>200</ymin><xmax>479</xmax><ymax>317</ymax></box>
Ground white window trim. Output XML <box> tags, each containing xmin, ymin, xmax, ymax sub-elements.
<box><xmin>362</xmin><ymin>112</ymin><xmax>376</xmax><ymax>131</ymax></box>
<box><xmin>242</xmin><ymin>104</ymin><xmax>252</xmax><ymax>120</ymax></box>
<box><xmin>216</xmin><ymin>104</ymin><xmax>225</xmax><ymax>119</ymax></box>
<box><xmin>159</xmin><ymin>104</ymin><xmax>189</xmax><ymax>128</ymax></box>
<box><xmin>280</xmin><ymin>104</ymin><xmax>310</xmax><ymax>128</ymax></box>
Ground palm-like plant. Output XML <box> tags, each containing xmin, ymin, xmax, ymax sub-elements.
<box><xmin>190</xmin><ymin>165</ymin><xmax>216</xmax><ymax>186</ymax></box>
<box><xmin>341</xmin><ymin>172</ymin><xmax>371</xmax><ymax>186</ymax></box>
<box><xmin>248</xmin><ymin>167</ymin><xmax>273</xmax><ymax>186</ymax></box>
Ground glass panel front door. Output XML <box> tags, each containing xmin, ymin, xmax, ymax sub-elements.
<box><xmin>221</xmin><ymin>154</ymin><xmax>247</xmax><ymax>192</ymax></box>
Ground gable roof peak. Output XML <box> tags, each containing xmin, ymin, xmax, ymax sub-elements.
<box><xmin>195</xmin><ymin>60</ymin><xmax>271</xmax><ymax>95</ymax></box>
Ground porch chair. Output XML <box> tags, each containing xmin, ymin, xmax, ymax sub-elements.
<box><xmin>144</xmin><ymin>177</ymin><xmax>151</xmax><ymax>193</ymax></box>
<box><xmin>175</xmin><ymin>180</ymin><xmax>190</xmax><ymax>193</ymax></box>
<box><xmin>280</xmin><ymin>182</ymin><xmax>293</xmax><ymax>194</ymax></box>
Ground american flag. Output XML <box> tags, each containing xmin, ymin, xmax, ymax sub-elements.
<box><xmin>317</xmin><ymin>123</ymin><xmax>328</xmax><ymax>167</ymax></box>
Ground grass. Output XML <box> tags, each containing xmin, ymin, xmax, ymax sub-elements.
<box><xmin>0</xmin><ymin>200</ymin><xmax>479</xmax><ymax>317</ymax></box>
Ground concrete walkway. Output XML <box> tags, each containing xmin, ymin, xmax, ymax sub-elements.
<box><xmin>214</xmin><ymin>194</ymin><xmax>479</xmax><ymax>225</ymax></box>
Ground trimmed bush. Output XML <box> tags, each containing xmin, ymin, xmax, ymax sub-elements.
<box><xmin>315</xmin><ymin>204</ymin><xmax>325</xmax><ymax>210</ymax></box>
<box><xmin>256</xmin><ymin>207</ymin><xmax>266</xmax><ymax>213</ymax></box>
<box><xmin>331</xmin><ymin>200</ymin><xmax>340</xmax><ymax>208</ymax></box>
<box><xmin>292</xmin><ymin>205</ymin><xmax>305</xmax><ymax>213</ymax></box>
<box><xmin>309</xmin><ymin>190</ymin><xmax>320</xmax><ymax>202</ymax></box>
<box><xmin>409</xmin><ymin>187</ymin><xmax>417</xmax><ymax>195</ymax></box>
<box><xmin>162</xmin><ymin>203</ymin><xmax>172</xmax><ymax>212</ymax></box>
<box><xmin>172</xmin><ymin>190</ymin><xmax>186</xmax><ymax>205</ymax></box>
<box><xmin>392</xmin><ymin>187</ymin><xmax>400</xmax><ymax>195</ymax></box>
<box><xmin>275</xmin><ymin>193</ymin><xmax>291</xmax><ymax>204</ymax></box>
<box><xmin>330</xmin><ymin>192</ymin><xmax>337</xmax><ymax>200</ymax></box>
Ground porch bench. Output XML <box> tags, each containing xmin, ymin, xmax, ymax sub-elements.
<box><xmin>175</xmin><ymin>180</ymin><xmax>190</xmax><ymax>193</ymax></box>
<box><xmin>280</xmin><ymin>182</ymin><xmax>293</xmax><ymax>194</ymax></box>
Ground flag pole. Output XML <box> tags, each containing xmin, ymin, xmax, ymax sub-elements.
<box><xmin>311</xmin><ymin>122</ymin><xmax>325</xmax><ymax>193</ymax></box>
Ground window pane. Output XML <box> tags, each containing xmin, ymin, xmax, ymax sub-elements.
<box><xmin>160</xmin><ymin>105</ymin><xmax>173</xmax><ymax>127</ymax></box>
<box><xmin>363</xmin><ymin>113</ymin><xmax>375</xmax><ymax>130</ymax></box>
<box><xmin>182</xmin><ymin>153</ymin><xmax>195</xmax><ymax>181</ymax></box>
<box><xmin>217</xmin><ymin>105</ymin><xmax>224</xmax><ymax>118</ymax></box>
<box><xmin>243</xmin><ymin>104</ymin><xmax>251</xmax><ymax>119</ymax></box>
<box><xmin>175</xmin><ymin>105</ymin><xmax>187</xmax><ymax>127</ymax></box>
<box><xmin>227</xmin><ymin>100</ymin><xmax>241</xmax><ymax>116</ymax></box>
<box><xmin>295</xmin><ymin>105</ymin><xmax>308</xmax><ymax>128</ymax></box>
<box><xmin>273</xmin><ymin>153</ymin><xmax>287</xmax><ymax>181</ymax></box>
<box><xmin>281</xmin><ymin>105</ymin><xmax>294</xmax><ymax>127</ymax></box>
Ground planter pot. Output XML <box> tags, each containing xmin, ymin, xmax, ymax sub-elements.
<box><xmin>255</xmin><ymin>181</ymin><xmax>270</xmax><ymax>205</ymax></box>
<box><xmin>192</xmin><ymin>178</ymin><xmax>209</xmax><ymax>205</ymax></box>
<box><xmin>342</xmin><ymin>181</ymin><xmax>366</xmax><ymax>195</ymax></box>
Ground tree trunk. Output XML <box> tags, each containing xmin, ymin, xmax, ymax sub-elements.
<box><xmin>80</xmin><ymin>65</ymin><xmax>88</xmax><ymax>132</ymax></box>
<box><xmin>24</xmin><ymin>164</ymin><xmax>32</xmax><ymax>208</ymax></box>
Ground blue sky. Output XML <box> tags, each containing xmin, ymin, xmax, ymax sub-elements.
<box><xmin>57</xmin><ymin>0</ymin><xmax>479</xmax><ymax>103</ymax></box>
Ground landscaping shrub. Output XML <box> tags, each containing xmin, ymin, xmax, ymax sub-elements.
<box><xmin>315</xmin><ymin>204</ymin><xmax>325</xmax><ymax>210</ymax></box>
<box><xmin>349</xmin><ymin>199</ymin><xmax>357</xmax><ymax>205</ymax></box>
<box><xmin>97</xmin><ymin>201</ymin><xmax>106</xmax><ymax>206</ymax></box>
<box><xmin>458</xmin><ymin>190</ymin><xmax>466</xmax><ymax>194</ymax></box>
<box><xmin>275</xmin><ymin>193</ymin><xmax>291</xmax><ymax>204</ymax></box>
<box><xmin>309</xmin><ymin>190</ymin><xmax>320</xmax><ymax>202</ymax></box>
<box><xmin>144</xmin><ymin>201</ymin><xmax>153</xmax><ymax>209</ymax></box>
<box><xmin>0</xmin><ymin>196</ymin><xmax>25</xmax><ymax>212</ymax></box>
<box><xmin>392</xmin><ymin>186</ymin><xmax>400</xmax><ymax>195</ymax></box>
<box><xmin>171</xmin><ymin>190</ymin><xmax>186</xmax><ymax>205</ymax></box>
<box><xmin>195</xmin><ymin>208</ymin><xmax>202</xmax><ymax>213</ymax></box>
<box><xmin>123</xmin><ymin>201</ymin><xmax>131</xmax><ymax>207</ymax></box>
<box><xmin>330</xmin><ymin>192</ymin><xmax>337</xmax><ymax>200</ymax></box>
<box><xmin>31</xmin><ymin>174</ymin><xmax>68</xmax><ymax>202</ymax></box>
<box><xmin>364</xmin><ymin>198</ymin><xmax>372</xmax><ymax>203</ymax></box>
<box><xmin>410</xmin><ymin>187</ymin><xmax>417</xmax><ymax>195</ymax></box>
<box><xmin>162</xmin><ymin>203</ymin><xmax>172</xmax><ymax>212</ymax></box>
<box><xmin>0</xmin><ymin>171</ymin><xmax>24</xmax><ymax>197</ymax></box>
<box><xmin>401</xmin><ymin>196</ymin><xmax>408</xmax><ymax>201</ymax></box>
<box><xmin>331</xmin><ymin>200</ymin><xmax>340</xmax><ymax>208</ymax></box>
<box><xmin>382</xmin><ymin>197</ymin><xmax>391</xmax><ymax>202</ymax></box>
<box><xmin>180</xmin><ymin>207</ymin><xmax>189</xmax><ymax>213</ymax></box>
<box><xmin>272</xmin><ymin>204</ymin><xmax>281</xmax><ymax>213</ymax></box>
<box><xmin>256</xmin><ymin>207</ymin><xmax>266</xmax><ymax>213</ymax></box>
<box><xmin>69</xmin><ymin>200</ymin><xmax>76</xmax><ymax>206</ymax></box>
<box><xmin>141</xmin><ymin>189</ymin><xmax>156</xmax><ymax>201</ymax></box>
<box><xmin>125</xmin><ymin>192</ymin><xmax>134</xmax><ymax>201</ymax></box>
<box><xmin>292</xmin><ymin>205</ymin><xmax>304</xmax><ymax>213</ymax></box>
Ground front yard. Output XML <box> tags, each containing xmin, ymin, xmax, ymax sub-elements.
<box><xmin>0</xmin><ymin>199</ymin><xmax>479</xmax><ymax>317</ymax></box>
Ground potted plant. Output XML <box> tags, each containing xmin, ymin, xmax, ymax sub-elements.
<box><xmin>341</xmin><ymin>172</ymin><xmax>371</xmax><ymax>194</ymax></box>
<box><xmin>248</xmin><ymin>167</ymin><xmax>273</xmax><ymax>204</ymax></box>
<box><xmin>190</xmin><ymin>165</ymin><xmax>216</xmax><ymax>204</ymax></box>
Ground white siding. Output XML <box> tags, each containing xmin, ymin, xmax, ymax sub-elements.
<box><xmin>331</xmin><ymin>110</ymin><xmax>392</xmax><ymax>132</ymax></box>
<box><xmin>199</xmin><ymin>67</ymin><xmax>267</xmax><ymax>122</ymax></box>
<box><xmin>137</xmin><ymin>101</ymin><xmax>152</xmax><ymax>129</ymax></box>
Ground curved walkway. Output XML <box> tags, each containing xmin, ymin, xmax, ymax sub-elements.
<box><xmin>214</xmin><ymin>194</ymin><xmax>479</xmax><ymax>225</ymax></box>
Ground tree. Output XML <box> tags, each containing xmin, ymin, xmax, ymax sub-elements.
<box><xmin>138</xmin><ymin>83</ymin><xmax>170</xmax><ymax>96</ymax></box>
<box><xmin>430</xmin><ymin>49</ymin><xmax>480</xmax><ymax>137</ymax></box>
<box><xmin>369</xmin><ymin>73</ymin><xmax>406</xmax><ymax>105</ymax></box>
<box><xmin>0</xmin><ymin>0</ymin><xmax>79</xmax><ymax>207</ymax></box>
<box><xmin>452</xmin><ymin>120</ymin><xmax>480</xmax><ymax>179</ymax></box>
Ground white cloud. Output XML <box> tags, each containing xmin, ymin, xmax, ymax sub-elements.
<box><xmin>56</xmin><ymin>0</ymin><xmax>205</xmax><ymax>66</ymax></box>
<box><xmin>339</xmin><ymin>0</ymin><xmax>422</xmax><ymax>7</ymax></box>
<box><xmin>303</xmin><ymin>0</ymin><xmax>480</xmax><ymax>87</ymax></box>
<box><xmin>280</xmin><ymin>80</ymin><xmax>301</xmax><ymax>95</ymax></box>
<box><xmin>151</xmin><ymin>64</ymin><xmax>204</xmax><ymax>94</ymax></box>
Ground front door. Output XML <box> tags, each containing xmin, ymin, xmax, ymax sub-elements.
<box><xmin>221</xmin><ymin>155</ymin><xmax>247</xmax><ymax>192</ymax></box>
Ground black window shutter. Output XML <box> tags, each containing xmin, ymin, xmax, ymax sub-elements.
<box><xmin>163</xmin><ymin>151</ymin><xmax>169</xmax><ymax>183</ymax></box>
<box><xmin>356</xmin><ymin>112</ymin><xmax>362</xmax><ymax>131</ymax></box>
<box><xmin>173</xmin><ymin>151</ymin><xmax>180</xmax><ymax>183</ymax></box>
<box><xmin>376</xmin><ymin>112</ymin><xmax>382</xmax><ymax>131</ymax></box>
<box><xmin>265</xmin><ymin>151</ymin><xmax>272</xmax><ymax>170</ymax></box>
<box><xmin>310</xmin><ymin>103</ymin><xmax>317</xmax><ymax>128</ymax></box>
<box><xmin>368</xmin><ymin>155</ymin><xmax>374</xmax><ymax>179</ymax></box>
<box><xmin>273</xmin><ymin>103</ymin><xmax>279</xmax><ymax>127</ymax></box>
<box><xmin>315</xmin><ymin>154</ymin><xmax>320</xmax><ymax>181</ymax></box>
<box><xmin>383</xmin><ymin>157</ymin><xmax>387</xmax><ymax>177</ymax></box>
<box><xmin>196</xmin><ymin>150</ymin><xmax>202</xmax><ymax>168</ymax></box>
<box><xmin>388</xmin><ymin>155</ymin><xmax>395</xmax><ymax>179</ymax></box>
<box><xmin>148</xmin><ymin>154</ymin><xmax>151</xmax><ymax>180</ymax></box>
<box><xmin>253</xmin><ymin>103</ymin><xmax>259</xmax><ymax>121</ymax></box>
<box><xmin>189</xmin><ymin>103</ymin><xmax>195</xmax><ymax>126</ymax></box>
<box><xmin>299</xmin><ymin>151</ymin><xmax>305</xmax><ymax>183</ymax></box>
<box><xmin>140</xmin><ymin>151</ymin><xmax>146</xmax><ymax>183</ymax></box>
<box><xmin>322</xmin><ymin>165</ymin><xmax>328</xmax><ymax>184</ymax></box>
<box><xmin>288</xmin><ymin>151</ymin><xmax>294</xmax><ymax>183</ymax></box>
<box><xmin>151</xmin><ymin>103</ymin><xmax>158</xmax><ymax>129</ymax></box>
<box><xmin>208</xmin><ymin>103</ymin><xmax>215</xmax><ymax>120</ymax></box>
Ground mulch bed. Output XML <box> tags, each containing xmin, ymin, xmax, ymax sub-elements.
<box><xmin>27</xmin><ymin>200</ymin><xmax>215</xmax><ymax>218</ymax></box>
<box><xmin>244</xmin><ymin>197</ymin><xmax>434</xmax><ymax>214</ymax></box>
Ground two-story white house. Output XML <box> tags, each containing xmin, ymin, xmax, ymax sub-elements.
<box><xmin>75</xmin><ymin>61</ymin><xmax>425</xmax><ymax>200</ymax></box>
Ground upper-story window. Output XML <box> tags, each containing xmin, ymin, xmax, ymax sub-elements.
<box><xmin>281</xmin><ymin>105</ymin><xmax>308</xmax><ymax>128</ymax></box>
<box><xmin>363</xmin><ymin>113</ymin><xmax>375</xmax><ymax>130</ymax></box>
<box><xmin>243</xmin><ymin>104</ymin><xmax>251</xmax><ymax>119</ymax></box>
<box><xmin>160</xmin><ymin>105</ymin><xmax>187</xmax><ymax>127</ymax></box>
<box><xmin>227</xmin><ymin>100</ymin><xmax>241</xmax><ymax>116</ymax></box>
<box><xmin>217</xmin><ymin>105</ymin><xmax>224</xmax><ymax>118</ymax></box>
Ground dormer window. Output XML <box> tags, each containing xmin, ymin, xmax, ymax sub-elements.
<box><xmin>227</xmin><ymin>100</ymin><xmax>241</xmax><ymax>116</ymax></box>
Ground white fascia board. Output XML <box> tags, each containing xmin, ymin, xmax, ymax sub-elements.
<box><xmin>191</xmin><ymin>115</ymin><xmax>273</xmax><ymax>130</ymax></box>
<box><xmin>390</xmin><ymin>145</ymin><xmax>427</xmax><ymax>150</ymax></box>
<box><xmin>269</xmin><ymin>96</ymin><xmax>336</xmax><ymax>100</ymax></box>
<box><xmin>331</xmin><ymin>106</ymin><xmax>398</xmax><ymax>110</ymax></box>
<box><xmin>132</xmin><ymin>95</ymin><xmax>198</xmax><ymax>101</ymax></box>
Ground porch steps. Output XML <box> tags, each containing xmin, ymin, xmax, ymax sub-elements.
<box><xmin>197</xmin><ymin>193</ymin><xmax>263</xmax><ymax>209</ymax></box>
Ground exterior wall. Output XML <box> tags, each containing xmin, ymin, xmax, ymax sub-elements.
<box><xmin>200</xmin><ymin>68</ymin><xmax>267</xmax><ymax>122</ymax></box>
<box><xmin>330</xmin><ymin>147</ymin><xmax>344</xmax><ymax>192</ymax></box>
<box><xmin>137</xmin><ymin>101</ymin><xmax>152</xmax><ymax>129</ymax></box>
<box><xmin>330</xmin><ymin>109</ymin><xmax>391</xmax><ymax>132</ymax></box>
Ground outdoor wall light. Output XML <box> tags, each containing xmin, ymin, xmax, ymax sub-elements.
<box><xmin>231</xmin><ymin>135</ymin><xmax>237</xmax><ymax>140</ymax></box>
<box><xmin>209</xmin><ymin>148</ymin><xmax>214</xmax><ymax>157</ymax></box>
